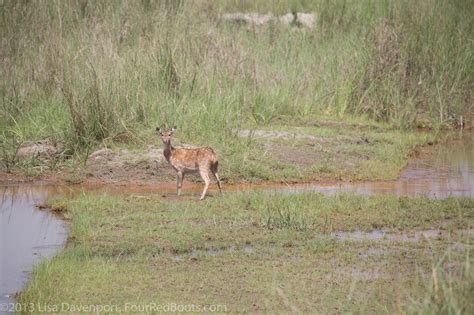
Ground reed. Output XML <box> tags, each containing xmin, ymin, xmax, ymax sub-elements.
<box><xmin>1</xmin><ymin>0</ymin><xmax>472</xmax><ymax>151</ymax></box>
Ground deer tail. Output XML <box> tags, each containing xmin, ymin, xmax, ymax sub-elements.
<box><xmin>211</xmin><ymin>160</ymin><xmax>218</xmax><ymax>173</ymax></box>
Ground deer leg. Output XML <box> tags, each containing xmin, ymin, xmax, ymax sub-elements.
<box><xmin>199</xmin><ymin>168</ymin><xmax>210</xmax><ymax>200</ymax></box>
<box><xmin>210</xmin><ymin>162</ymin><xmax>222</xmax><ymax>194</ymax></box>
<box><xmin>212</xmin><ymin>170</ymin><xmax>222</xmax><ymax>193</ymax></box>
<box><xmin>176</xmin><ymin>171</ymin><xmax>184</xmax><ymax>196</ymax></box>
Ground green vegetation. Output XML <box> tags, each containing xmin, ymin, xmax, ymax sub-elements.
<box><xmin>232</xmin><ymin>122</ymin><xmax>437</xmax><ymax>182</ymax></box>
<box><xmin>407</xmin><ymin>252</ymin><xmax>474</xmax><ymax>314</ymax></box>
<box><xmin>20</xmin><ymin>191</ymin><xmax>474</xmax><ymax>313</ymax></box>
<box><xmin>1</xmin><ymin>0</ymin><xmax>472</xmax><ymax>181</ymax></box>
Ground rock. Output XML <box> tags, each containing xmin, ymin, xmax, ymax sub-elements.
<box><xmin>221</xmin><ymin>12</ymin><xmax>246</xmax><ymax>24</ymax></box>
<box><xmin>221</xmin><ymin>12</ymin><xmax>273</xmax><ymax>26</ymax></box>
<box><xmin>221</xmin><ymin>12</ymin><xmax>316</xmax><ymax>29</ymax></box>
<box><xmin>17</xmin><ymin>141</ymin><xmax>58</xmax><ymax>160</ymax></box>
<box><xmin>278</xmin><ymin>13</ymin><xmax>295</xmax><ymax>26</ymax></box>
<box><xmin>296</xmin><ymin>13</ymin><xmax>316</xmax><ymax>29</ymax></box>
<box><xmin>248</xmin><ymin>12</ymin><xmax>273</xmax><ymax>26</ymax></box>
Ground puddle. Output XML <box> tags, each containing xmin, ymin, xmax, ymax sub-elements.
<box><xmin>174</xmin><ymin>245</ymin><xmax>254</xmax><ymax>260</ymax></box>
<box><xmin>332</xmin><ymin>228</ymin><xmax>474</xmax><ymax>243</ymax></box>
<box><xmin>243</xmin><ymin>244</ymin><xmax>254</xmax><ymax>253</ymax></box>
<box><xmin>0</xmin><ymin>184</ymin><xmax>68</xmax><ymax>305</ymax></box>
<box><xmin>326</xmin><ymin>268</ymin><xmax>384</xmax><ymax>281</ymax></box>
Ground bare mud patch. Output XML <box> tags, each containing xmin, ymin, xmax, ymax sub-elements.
<box><xmin>263</xmin><ymin>142</ymin><xmax>324</xmax><ymax>167</ymax></box>
<box><xmin>84</xmin><ymin>145</ymin><xmax>200</xmax><ymax>184</ymax></box>
<box><xmin>237</xmin><ymin>128</ymin><xmax>376</xmax><ymax>173</ymax></box>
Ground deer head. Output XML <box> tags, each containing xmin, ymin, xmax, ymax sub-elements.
<box><xmin>156</xmin><ymin>126</ymin><xmax>176</xmax><ymax>145</ymax></box>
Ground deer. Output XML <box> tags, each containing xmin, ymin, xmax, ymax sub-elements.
<box><xmin>156</xmin><ymin>126</ymin><xmax>222</xmax><ymax>200</ymax></box>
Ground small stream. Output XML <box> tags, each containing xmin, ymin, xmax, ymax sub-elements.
<box><xmin>280</xmin><ymin>132</ymin><xmax>473</xmax><ymax>198</ymax></box>
<box><xmin>0</xmin><ymin>132</ymin><xmax>472</xmax><ymax>308</ymax></box>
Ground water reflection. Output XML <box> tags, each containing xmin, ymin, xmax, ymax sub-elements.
<box><xmin>0</xmin><ymin>184</ymin><xmax>68</xmax><ymax>306</ymax></box>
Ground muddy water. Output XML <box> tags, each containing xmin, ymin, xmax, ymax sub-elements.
<box><xmin>278</xmin><ymin>132</ymin><xmax>474</xmax><ymax>198</ymax></box>
<box><xmin>0</xmin><ymin>184</ymin><xmax>68</xmax><ymax>306</ymax></box>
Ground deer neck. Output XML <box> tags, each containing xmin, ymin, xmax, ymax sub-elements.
<box><xmin>163</xmin><ymin>142</ymin><xmax>174</xmax><ymax>161</ymax></box>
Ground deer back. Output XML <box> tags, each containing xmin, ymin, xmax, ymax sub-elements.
<box><xmin>167</xmin><ymin>146</ymin><xmax>217</xmax><ymax>172</ymax></box>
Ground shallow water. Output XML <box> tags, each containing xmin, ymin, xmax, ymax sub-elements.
<box><xmin>331</xmin><ymin>228</ymin><xmax>474</xmax><ymax>243</ymax></box>
<box><xmin>277</xmin><ymin>132</ymin><xmax>474</xmax><ymax>198</ymax></box>
<box><xmin>0</xmin><ymin>185</ymin><xmax>68</xmax><ymax>306</ymax></box>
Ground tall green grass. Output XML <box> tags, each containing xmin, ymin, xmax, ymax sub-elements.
<box><xmin>1</xmin><ymin>0</ymin><xmax>472</xmax><ymax>152</ymax></box>
<box><xmin>408</xmin><ymin>248</ymin><xmax>473</xmax><ymax>314</ymax></box>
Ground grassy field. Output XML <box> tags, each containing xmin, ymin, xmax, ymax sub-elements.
<box><xmin>1</xmin><ymin>0</ymin><xmax>472</xmax><ymax>181</ymax></box>
<box><xmin>19</xmin><ymin>191</ymin><xmax>474</xmax><ymax>313</ymax></box>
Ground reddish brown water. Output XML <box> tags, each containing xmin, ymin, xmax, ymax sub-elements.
<box><xmin>269</xmin><ymin>132</ymin><xmax>473</xmax><ymax>198</ymax></box>
<box><xmin>342</xmin><ymin>132</ymin><xmax>473</xmax><ymax>198</ymax></box>
<box><xmin>0</xmin><ymin>132</ymin><xmax>472</xmax><ymax>307</ymax></box>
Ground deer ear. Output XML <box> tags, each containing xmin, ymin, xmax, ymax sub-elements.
<box><xmin>156</xmin><ymin>127</ymin><xmax>162</xmax><ymax>134</ymax></box>
<box><xmin>171</xmin><ymin>126</ymin><xmax>177</xmax><ymax>133</ymax></box>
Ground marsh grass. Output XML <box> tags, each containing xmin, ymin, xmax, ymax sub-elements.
<box><xmin>408</xmin><ymin>247</ymin><xmax>473</xmax><ymax>314</ymax></box>
<box><xmin>19</xmin><ymin>191</ymin><xmax>474</xmax><ymax>313</ymax></box>
<box><xmin>1</xmin><ymin>0</ymin><xmax>472</xmax><ymax>163</ymax></box>
<box><xmin>48</xmin><ymin>191</ymin><xmax>474</xmax><ymax>255</ymax></box>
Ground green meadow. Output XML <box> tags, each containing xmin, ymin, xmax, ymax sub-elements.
<box><xmin>20</xmin><ymin>192</ymin><xmax>474</xmax><ymax>313</ymax></box>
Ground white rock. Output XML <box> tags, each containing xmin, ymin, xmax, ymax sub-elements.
<box><xmin>278</xmin><ymin>13</ymin><xmax>295</xmax><ymax>26</ymax></box>
<box><xmin>296</xmin><ymin>13</ymin><xmax>316</xmax><ymax>29</ymax></box>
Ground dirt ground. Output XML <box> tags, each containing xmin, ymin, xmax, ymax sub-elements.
<box><xmin>83</xmin><ymin>146</ymin><xmax>175</xmax><ymax>183</ymax></box>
